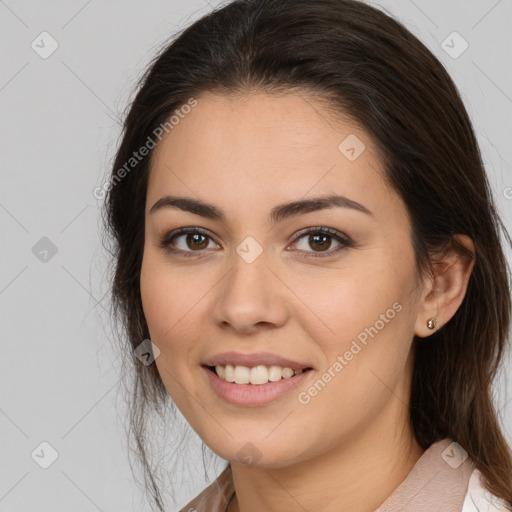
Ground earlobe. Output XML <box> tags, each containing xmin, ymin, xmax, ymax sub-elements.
<box><xmin>414</xmin><ymin>234</ymin><xmax>475</xmax><ymax>339</ymax></box>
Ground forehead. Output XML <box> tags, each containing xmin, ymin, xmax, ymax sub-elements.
<box><xmin>147</xmin><ymin>91</ymin><xmax>401</xmax><ymax>220</ymax></box>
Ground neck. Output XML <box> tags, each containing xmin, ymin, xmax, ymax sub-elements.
<box><xmin>228</xmin><ymin>407</ymin><xmax>424</xmax><ymax>512</ymax></box>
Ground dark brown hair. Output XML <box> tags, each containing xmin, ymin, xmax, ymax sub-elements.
<box><xmin>101</xmin><ymin>0</ymin><xmax>512</xmax><ymax>509</ymax></box>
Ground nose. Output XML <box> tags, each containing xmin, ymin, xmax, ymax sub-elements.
<box><xmin>211</xmin><ymin>247</ymin><xmax>290</xmax><ymax>335</ymax></box>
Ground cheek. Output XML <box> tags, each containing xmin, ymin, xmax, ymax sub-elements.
<box><xmin>140</xmin><ymin>253</ymin><xmax>189</xmax><ymax>366</ymax></box>
<box><xmin>140</xmin><ymin>251</ymin><xmax>213</xmax><ymax>390</ymax></box>
<box><xmin>292</xmin><ymin>295</ymin><xmax>414</xmax><ymax>452</ymax></box>
<box><xmin>140</xmin><ymin>250</ymin><xmax>194</xmax><ymax>339</ymax></box>
<box><xmin>288</xmin><ymin>256</ymin><xmax>412</xmax><ymax>347</ymax></box>
<box><xmin>140</xmin><ymin>257</ymin><xmax>203</xmax><ymax>412</ymax></box>
<box><xmin>289</xmin><ymin>249</ymin><xmax>417</xmax><ymax>399</ymax></box>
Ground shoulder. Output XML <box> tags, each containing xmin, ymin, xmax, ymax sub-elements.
<box><xmin>462</xmin><ymin>468</ymin><xmax>511</xmax><ymax>512</ymax></box>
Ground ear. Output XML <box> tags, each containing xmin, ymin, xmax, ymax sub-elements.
<box><xmin>414</xmin><ymin>234</ymin><xmax>475</xmax><ymax>338</ymax></box>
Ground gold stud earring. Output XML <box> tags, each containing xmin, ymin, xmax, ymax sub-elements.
<box><xmin>427</xmin><ymin>317</ymin><xmax>437</xmax><ymax>330</ymax></box>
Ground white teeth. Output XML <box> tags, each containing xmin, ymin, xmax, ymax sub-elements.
<box><xmin>234</xmin><ymin>365</ymin><xmax>250</xmax><ymax>384</ymax></box>
<box><xmin>224</xmin><ymin>364</ymin><xmax>235</xmax><ymax>382</ymax></box>
<box><xmin>268</xmin><ymin>365</ymin><xmax>282</xmax><ymax>381</ymax></box>
<box><xmin>250</xmin><ymin>365</ymin><xmax>268</xmax><ymax>385</ymax></box>
<box><xmin>213</xmin><ymin>364</ymin><xmax>307</xmax><ymax>384</ymax></box>
<box><xmin>282</xmin><ymin>367</ymin><xmax>294</xmax><ymax>378</ymax></box>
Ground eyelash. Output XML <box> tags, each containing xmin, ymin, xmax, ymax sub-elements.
<box><xmin>158</xmin><ymin>226</ymin><xmax>354</xmax><ymax>259</ymax></box>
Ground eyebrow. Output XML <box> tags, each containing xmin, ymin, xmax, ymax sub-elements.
<box><xmin>149</xmin><ymin>194</ymin><xmax>373</xmax><ymax>223</ymax></box>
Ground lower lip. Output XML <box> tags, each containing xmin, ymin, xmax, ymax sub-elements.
<box><xmin>203</xmin><ymin>366</ymin><xmax>313</xmax><ymax>407</ymax></box>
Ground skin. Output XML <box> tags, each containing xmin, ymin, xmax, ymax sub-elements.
<box><xmin>140</xmin><ymin>91</ymin><xmax>475</xmax><ymax>511</ymax></box>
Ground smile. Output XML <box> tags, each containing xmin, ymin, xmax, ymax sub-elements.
<box><xmin>202</xmin><ymin>364</ymin><xmax>314</xmax><ymax>407</ymax></box>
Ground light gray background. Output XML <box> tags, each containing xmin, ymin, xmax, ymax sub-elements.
<box><xmin>1</xmin><ymin>1</ymin><xmax>511</xmax><ymax>511</ymax></box>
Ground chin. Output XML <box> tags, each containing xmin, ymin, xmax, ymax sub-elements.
<box><xmin>204</xmin><ymin>437</ymin><xmax>309</xmax><ymax>469</ymax></box>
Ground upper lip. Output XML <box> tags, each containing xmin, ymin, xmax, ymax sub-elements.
<box><xmin>203</xmin><ymin>352</ymin><xmax>313</xmax><ymax>370</ymax></box>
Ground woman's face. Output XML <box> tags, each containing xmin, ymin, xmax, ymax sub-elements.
<box><xmin>140</xmin><ymin>91</ymin><xmax>427</xmax><ymax>467</ymax></box>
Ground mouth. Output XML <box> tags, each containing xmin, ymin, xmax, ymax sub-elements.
<box><xmin>202</xmin><ymin>363</ymin><xmax>315</xmax><ymax>406</ymax></box>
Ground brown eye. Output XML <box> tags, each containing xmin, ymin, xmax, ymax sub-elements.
<box><xmin>290</xmin><ymin>227</ymin><xmax>353</xmax><ymax>258</ymax></box>
<box><xmin>308</xmin><ymin>233</ymin><xmax>332</xmax><ymax>252</ymax></box>
<box><xmin>160</xmin><ymin>227</ymin><xmax>220</xmax><ymax>256</ymax></box>
<box><xmin>184</xmin><ymin>233</ymin><xmax>209</xmax><ymax>250</ymax></box>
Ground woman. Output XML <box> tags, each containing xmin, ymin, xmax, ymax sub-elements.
<box><xmin>101</xmin><ymin>0</ymin><xmax>512</xmax><ymax>510</ymax></box>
